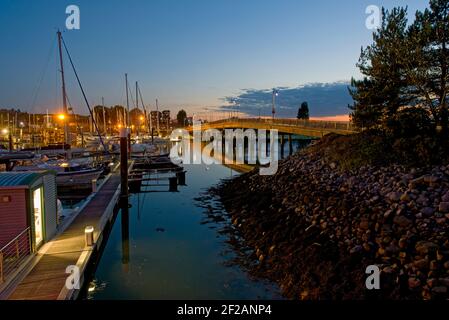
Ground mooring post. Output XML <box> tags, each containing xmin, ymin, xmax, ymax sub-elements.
<box><xmin>280</xmin><ymin>134</ymin><xmax>285</xmax><ymax>159</ymax></box>
<box><xmin>169</xmin><ymin>176</ymin><xmax>178</xmax><ymax>192</ymax></box>
<box><xmin>177</xmin><ymin>171</ymin><xmax>186</xmax><ymax>185</ymax></box>
<box><xmin>120</xmin><ymin>128</ymin><xmax>129</xmax><ymax>198</ymax></box>
<box><xmin>127</xmin><ymin>130</ymin><xmax>131</xmax><ymax>160</ymax></box>
<box><xmin>92</xmin><ymin>179</ymin><xmax>97</xmax><ymax>193</ymax></box>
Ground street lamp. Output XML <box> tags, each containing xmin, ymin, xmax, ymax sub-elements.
<box><xmin>272</xmin><ymin>89</ymin><xmax>279</xmax><ymax>119</ymax></box>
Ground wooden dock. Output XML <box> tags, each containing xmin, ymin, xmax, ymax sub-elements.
<box><xmin>5</xmin><ymin>171</ymin><xmax>122</xmax><ymax>300</ymax></box>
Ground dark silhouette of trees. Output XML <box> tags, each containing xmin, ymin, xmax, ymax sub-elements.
<box><xmin>297</xmin><ymin>102</ymin><xmax>309</xmax><ymax>120</ymax></box>
<box><xmin>349</xmin><ymin>0</ymin><xmax>449</xmax><ymax>138</ymax></box>
<box><xmin>177</xmin><ymin>109</ymin><xmax>187</xmax><ymax>126</ymax></box>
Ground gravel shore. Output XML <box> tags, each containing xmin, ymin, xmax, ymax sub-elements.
<box><xmin>217</xmin><ymin>135</ymin><xmax>449</xmax><ymax>300</ymax></box>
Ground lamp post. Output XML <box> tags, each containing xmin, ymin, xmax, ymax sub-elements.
<box><xmin>272</xmin><ymin>89</ymin><xmax>279</xmax><ymax>120</ymax></box>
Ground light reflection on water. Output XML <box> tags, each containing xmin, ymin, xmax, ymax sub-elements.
<box><xmin>86</xmin><ymin>138</ymin><xmax>308</xmax><ymax>299</ymax></box>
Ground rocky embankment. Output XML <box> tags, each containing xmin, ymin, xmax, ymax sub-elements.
<box><xmin>218</xmin><ymin>136</ymin><xmax>449</xmax><ymax>300</ymax></box>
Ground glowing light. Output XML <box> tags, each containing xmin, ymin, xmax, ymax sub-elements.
<box><xmin>1</xmin><ymin>128</ymin><xmax>8</xmax><ymax>135</ymax></box>
<box><xmin>58</xmin><ymin>114</ymin><xmax>65</xmax><ymax>120</ymax></box>
<box><xmin>139</xmin><ymin>116</ymin><xmax>144</xmax><ymax>121</ymax></box>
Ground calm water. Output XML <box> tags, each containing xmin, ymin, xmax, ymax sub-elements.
<box><xmin>86</xmin><ymin>139</ymin><xmax>307</xmax><ymax>300</ymax></box>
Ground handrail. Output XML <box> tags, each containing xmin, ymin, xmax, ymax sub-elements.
<box><xmin>194</xmin><ymin>118</ymin><xmax>355</xmax><ymax>132</ymax></box>
<box><xmin>0</xmin><ymin>227</ymin><xmax>32</xmax><ymax>284</ymax></box>
<box><xmin>0</xmin><ymin>228</ymin><xmax>31</xmax><ymax>253</ymax></box>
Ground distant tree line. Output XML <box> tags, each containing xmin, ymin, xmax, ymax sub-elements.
<box><xmin>349</xmin><ymin>0</ymin><xmax>449</xmax><ymax>140</ymax></box>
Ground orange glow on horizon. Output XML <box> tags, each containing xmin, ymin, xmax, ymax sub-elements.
<box><xmin>309</xmin><ymin>114</ymin><xmax>350</xmax><ymax>122</ymax></box>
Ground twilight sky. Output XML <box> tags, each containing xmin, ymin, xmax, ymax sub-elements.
<box><xmin>0</xmin><ymin>0</ymin><xmax>427</xmax><ymax>118</ymax></box>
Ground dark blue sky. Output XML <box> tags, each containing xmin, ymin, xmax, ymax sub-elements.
<box><xmin>0</xmin><ymin>0</ymin><xmax>426</xmax><ymax>117</ymax></box>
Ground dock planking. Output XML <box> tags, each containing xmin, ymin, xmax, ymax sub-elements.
<box><xmin>7</xmin><ymin>172</ymin><xmax>121</xmax><ymax>300</ymax></box>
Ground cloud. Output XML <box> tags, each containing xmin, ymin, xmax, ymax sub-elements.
<box><xmin>220</xmin><ymin>81</ymin><xmax>353</xmax><ymax>118</ymax></box>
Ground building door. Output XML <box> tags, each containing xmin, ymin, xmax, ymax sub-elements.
<box><xmin>33</xmin><ymin>187</ymin><xmax>44</xmax><ymax>247</ymax></box>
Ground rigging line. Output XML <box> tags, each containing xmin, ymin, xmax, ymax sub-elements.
<box><xmin>29</xmin><ymin>34</ymin><xmax>57</xmax><ymax>113</ymax></box>
<box><xmin>60</xmin><ymin>35</ymin><xmax>107</xmax><ymax>153</ymax></box>
<box><xmin>66</xmin><ymin>94</ymin><xmax>83</xmax><ymax>135</ymax></box>
<box><xmin>128</xmin><ymin>84</ymin><xmax>136</xmax><ymax>109</ymax></box>
<box><xmin>138</xmin><ymin>85</ymin><xmax>150</xmax><ymax>132</ymax></box>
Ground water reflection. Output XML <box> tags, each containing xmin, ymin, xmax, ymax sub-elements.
<box><xmin>120</xmin><ymin>198</ymin><xmax>130</xmax><ymax>273</ymax></box>
<box><xmin>86</xmin><ymin>137</ymin><xmax>310</xmax><ymax>299</ymax></box>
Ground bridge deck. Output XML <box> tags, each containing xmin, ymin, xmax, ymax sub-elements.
<box><xmin>187</xmin><ymin>118</ymin><xmax>355</xmax><ymax>138</ymax></box>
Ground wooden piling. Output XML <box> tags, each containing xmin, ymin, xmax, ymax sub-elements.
<box><xmin>120</xmin><ymin>128</ymin><xmax>129</xmax><ymax>197</ymax></box>
<box><xmin>169</xmin><ymin>177</ymin><xmax>178</xmax><ymax>192</ymax></box>
<box><xmin>176</xmin><ymin>171</ymin><xmax>186</xmax><ymax>185</ymax></box>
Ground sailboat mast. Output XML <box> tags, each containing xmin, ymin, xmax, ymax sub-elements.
<box><xmin>57</xmin><ymin>30</ymin><xmax>69</xmax><ymax>146</ymax></box>
<box><xmin>156</xmin><ymin>98</ymin><xmax>160</xmax><ymax>136</ymax></box>
<box><xmin>125</xmin><ymin>73</ymin><xmax>130</xmax><ymax>129</ymax></box>
<box><xmin>137</xmin><ymin>83</ymin><xmax>149</xmax><ymax>134</ymax></box>
<box><xmin>102</xmin><ymin>96</ymin><xmax>106</xmax><ymax>135</ymax></box>
<box><xmin>135</xmin><ymin>81</ymin><xmax>139</xmax><ymax>137</ymax></box>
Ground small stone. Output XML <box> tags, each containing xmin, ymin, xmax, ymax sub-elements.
<box><xmin>427</xmin><ymin>278</ymin><xmax>437</xmax><ymax>288</ymax></box>
<box><xmin>384</xmin><ymin>209</ymin><xmax>393</xmax><ymax>219</ymax></box>
<box><xmin>386</xmin><ymin>244</ymin><xmax>400</xmax><ymax>255</ymax></box>
<box><xmin>393</xmin><ymin>215</ymin><xmax>413</xmax><ymax>228</ymax></box>
<box><xmin>424</xmin><ymin>175</ymin><xmax>439</xmax><ymax>184</ymax></box>
<box><xmin>400</xmin><ymin>192</ymin><xmax>411</xmax><ymax>202</ymax></box>
<box><xmin>414</xmin><ymin>259</ymin><xmax>429</xmax><ymax>270</ymax></box>
<box><xmin>416</xmin><ymin>241</ymin><xmax>439</xmax><ymax>256</ymax></box>
<box><xmin>363</xmin><ymin>242</ymin><xmax>372</xmax><ymax>252</ymax></box>
<box><xmin>409</xmin><ymin>176</ymin><xmax>425</xmax><ymax>188</ymax></box>
<box><xmin>350</xmin><ymin>245</ymin><xmax>363</xmax><ymax>254</ymax></box>
<box><xmin>421</xmin><ymin>207</ymin><xmax>435</xmax><ymax>217</ymax></box>
<box><xmin>408</xmin><ymin>277</ymin><xmax>421</xmax><ymax>289</ymax></box>
<box><xmin>359</xmin><ymin>220</ymin><xmax>369</xmax><ymax>230</ymax></box>
<box><xmin>387</xmin><ymin>192</ymin><xmax>402</xmax><ymax>202</ymax></box>
<box><xmin>432</xmin><ymin>286</ymin><xmax>447</xmax><ymax>294</ymax></box>
<box><xmin>399</xmin><ymin>237</ymin><xmax>408</xmax><ymax>249</ymax></box>
<box><xmin>439</xmin><ymin>278</ymin><xmax>449</xmax><ymax>287</ymax></box>
<box><xmin>442</xmin><ymin>192</ymin><xmax>449</xmax><ymax>202</ymax></box>
<box><xmin>430</xmin><ymin>260</ymin><xmax>439</xmax><ymax>270</ymax></box>
<box><xmin>439</xmin><ymin>202</ymin><xmax>449</xmax><ymax>213</ymax></box>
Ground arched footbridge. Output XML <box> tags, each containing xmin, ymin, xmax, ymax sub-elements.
<box><xmin>187</xmin><ymin>118</ymin><xmax>355</xmax><ymax>138</ymax></box>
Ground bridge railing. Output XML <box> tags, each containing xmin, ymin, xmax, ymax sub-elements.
<box><xmin>206</xmin><ymin>118</ymin><xmax>355</xmax><ymax>131</ymax></box>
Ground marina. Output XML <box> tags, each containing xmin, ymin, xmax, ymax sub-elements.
<box><xmin>5</xmin><ymin>0</ymin><xmax>445</xmax><ymax>306</ymax></box>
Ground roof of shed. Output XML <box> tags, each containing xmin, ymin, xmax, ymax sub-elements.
<box><xmin>0</xmin><ymin>171</ymin><xmax>54</xmax><ymax>188</ymax></box>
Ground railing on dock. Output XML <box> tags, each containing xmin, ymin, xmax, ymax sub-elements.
<box><xmin>0</xmin><ymin>228</ymin><xmax>32</xmax><ymax>284</ymax></box>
